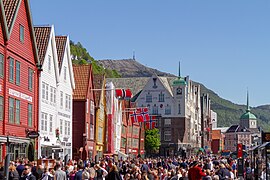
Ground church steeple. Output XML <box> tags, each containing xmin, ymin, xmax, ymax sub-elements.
<box><xmin>172</xmin><ymin>61</ymin><xmax>186</xmax><ymax>86</ymax></box>
<box><xmin>246</xmin><ymin>89</ymin><xmax>250</xmax><ymax>112</ymax></box>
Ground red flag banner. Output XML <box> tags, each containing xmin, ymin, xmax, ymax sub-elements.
<box><xmin>130</xmin><ymin>109</ymin><xmax>143</xmax><ymax>123</ymax></box>
<box><xmin>115</xmin><ymin>89</ymin><xmax>132</xmax><ymax>99</ymax></box>
<box><xmin>146</xmin><ymin>115</ymin><xmax>157</xmax><ymax>129</ymax></box>
<box><xmin>139</xmin><ymin>107</ymin><xmax>150</xmax><ymax>122</ymax></box>
<box><xmin>237</xmin><ymin>143</ymin><xmax>243</xmax><ymax>158</ymax></box>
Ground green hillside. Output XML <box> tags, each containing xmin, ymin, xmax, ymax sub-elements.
<box><xmin>70</xmin><ymin>41</ymin><xmax>121</xmax><ymax>78</ymax></box>
<box><xmin>199</xmin><ymin>83</ymin><xmax>270</xmax><ymax>131</ymax></box>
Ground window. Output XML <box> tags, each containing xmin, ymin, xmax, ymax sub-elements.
<box><xmin>28</xmin><ymin>104</ymin><xmax>33</xmax><ymax>127</ymax></box>
<box><xmin>65</xmin><ymin>94</ymin><xmax>71</xmax><ymax>111</ymax></box>
<box><xmin>98</xmin><ymin>127</ymin><xmax>103</xmax><ymax>142</ymax></box>
<box><xmin>64</xmin><ymin>66</ymin><xmax>67</xmax><ymax>80</ymax></box>
<box><xmin>178</xmin><ymin>104</ymin><xmax>181</xmax><ymax>114</ymax></box>
<box><xmin>60</xmin><ymin>91</ymin><xmax>63</xmax><ymax>108</ymax></box>
<box><xmin>65</xmin><ymin>121</ymin><xmax>68</xmax><ymax>135</ymax></box>
<box><xmin>90</xmin><ymin>124</ymin><xmax>94</xmax><ymax>140</ymax></box>
<box><xmin>15</xmin><ymin>100</ymin><xmax>20</xmax><ymax>124</ymax></box>
<box><xmin>164</xmin><ymin>131</ymin><xmax>171</xmax><ymax>141</ymax></box>
<box><xmin>164</xmin><ymin>119</ymin><xmax>171</xmax><ymax>126</ymax></box>
<box><xmin>152</xmin><ymin>104</ymin><xmax>158</xmax><ymax>115</ymax></box>
<box><xmin>67</xmin><ymin>121</ymin><xmax>70</xmax><ymax>136</ymax></box>
<box><xmin>28</xmin><ymin>68</ymin><xmax>33</xmax><ymax>91</ymax></box>
<box><xmin>158</xmin><ymin>92</ymin><xmax>165</xmax><ymax>102</ymax></box>
<box><xmin>48</xmin><ymin>55</ymin><xmax>51</xmax><ymax>72</ymax></box>
<box><xmin>146</xmin><ymin>92</ymin><xmax>152</xmax><ymax>103</ymax></box>
<box><xmin>165</xmin><ymin>104</ymin><xmax>171</xmax><ymax>115</ymax></box>
<box><xmin>0</xmin><ymin>96</ymin><xmax>3</xmax><ymax>120</ymax></box>
<box><xmin>86</xmin><ymin>99</ymin><xmax>89</xmax><ymax>114</ymax></box>
<box><xmin>90</xmin><ymin>101</ymin><xmax>95</xmax><ymax>115</ymax></box>
<box><xmin>42</xmin><ymin>82</ymin><xmax>49</xmax><ymax>101</ymax></box>
<box><xmin>9</xmin><ymin>98</ymin><xmax>14</xmax><ymax>123</ymax></box>
<box><xmin>49</xmin><ymin>115</ymin><xmax>53</xmax><ymax>133</ymax></box>
<box><xmin>0</xmin><ymin>54</ymin><xmax>4</xmax><ymax>77</ymax></box>
<box><xmin>60</xmin><ymin>119</ymin><xmax>63</xmax><ymax>134</ymax></box>
<box><xmin>86</xmin><ymin>122</ymin><xmax>89</xmax><ymax>139</ymax></box>
<box><xmin>50</xmin><ymin>86</ymin><xmax>56</xmax><ymax>103</ymax></box>
<box><xmin>132</xmin><ymin>139</ymin><xmax>139</xmax><ymax>148</ymax></box>
<box><xmin>41</xmin><ymin>113</ymin><xmax>48</xmax><ymax>131</ymax></box>
<box><xmin>19</xmin><ymin>25</ymin><xmax>24</xmax><ymax>42</ymax></box>
<box><xmin>15</xmin><ymin>61</ymin><xmax>20</xmax><ymax>85</ymax></box>
<box><xmin>9</xmin><ymin>57</ymin><xmax>14</xmax><ymax>82</ymax></box>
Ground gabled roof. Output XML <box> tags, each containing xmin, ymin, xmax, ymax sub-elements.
<box><xmin>55</xmin><ymin>36</ymin><xmax>67</xmax><ymax>71</ymax></box>
<box><xmin>73</xmin><ymin>65</ymin><xmax>92</xmax><ymax>100</ymax></box>
<box><xmin>3</xmin><ymin>0</ymin><xmax>20</xmax><ymax>31</ymax></box>
<box><xmin>34</xmin><ymin>26</ymin><xmax>51</xmax><ymax>65</ymax></box>
<box><xmin>1</xmin><ymin>0</ymin><xmax>40</xmax><ymax>66</ymax></box>
<box><xmin>93</xmin><ymin>74</ymin><xmax>105</xmax><ymax>106</ymax></box>
<box><xmin>159</xmin><ymin>76</ymin><xmax>173</xmax><ymax>96</ymax></box>
<box><xmin>226</xmin><ymin>125</ymin><xmax>251</xmax><ymax>133</ymax></box>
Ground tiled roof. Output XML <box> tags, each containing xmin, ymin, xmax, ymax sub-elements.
<box><xmin>3</xmin><ymin>0</ymin><xmax>20</xmax><ymax>31</ymax></box>
<box><xmin>93</xmin><ymin>74</ymin><xmax>104</xmax><ymax>106</ymax></box>
<box><xmin>73</xmin><ymin>65</ymin><xmax>91</xmax><ymax>100</ymax></box>
<box><xmin>55</xmin><ymin>36</ymin><xmax>67</xmax><ymax>71</ymax></box>
<box><xmin>34</xmin><ymin>26</ymin><xmax>51</xmax><ymax>65</ymax></box>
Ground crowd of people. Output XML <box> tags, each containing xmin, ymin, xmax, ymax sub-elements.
<box><xmin>0</xmin><ymin>155</ymin><xmax>264</xmax><ymax>180</ymax></box>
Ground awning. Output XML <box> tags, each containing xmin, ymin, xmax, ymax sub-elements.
<box><xmin>249</xmin><ymin>144</ymin><xmax>260</xmax><ymax>151</ymax></box>
<box><xmin>258</xmin><ymin>142</ymin><xmax>270</xmax><ymax>149</ymax></box>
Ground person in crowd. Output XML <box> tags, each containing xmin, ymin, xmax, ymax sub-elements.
<box><xmin>54</xmin><ymin>161</ymin><xmax>67</xmax><ymax>180</ymax></box>
<box><xmin>188</xmin><ymin>161</ymin><xmax>206</xmax><ymax>180</ymax></box>
<box><xmin>107</xmin><ymin>164</ymin><xmax>122</xmax><ymax>180</ymax></box>
<box><xmin>19</xmin><ymin>164</ymin><xmax>36</xmax><ymax>180</ymax></box>
<box><xmin>9</xmin><ymin>162</ymin><xmax>20</xmax><ymax>180</ymax></box>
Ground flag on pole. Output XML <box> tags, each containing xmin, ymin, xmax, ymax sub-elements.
<box><xmin>139</xmin><ymin>107</ymin><xmax>150</xmax><ymax>122</ymax></box>
<box><xmin>130</xmin><ymin>109</ymin><xmax>143</xmax><ymax>123</ymax></box>
<box><xmin>115</xmin><ymin>89</ymin><xmax>132</xmax><ymax>99</ymax></box>
<box><xmin>146</xmin><ymin>115</ymin><xmax>157</xmax><ymax>129</ymax></box>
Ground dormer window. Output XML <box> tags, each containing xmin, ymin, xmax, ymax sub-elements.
<box><xmin>146</xmin><ymin>92</ymin><xmax>152</xmax><ymax>103</ymax></box>
<box><xmin>159</xmin><ymin>92</ymin><xmax>165</xmax><ymax>102</ymax></box>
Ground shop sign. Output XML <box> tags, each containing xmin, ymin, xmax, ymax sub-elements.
<box><xmin>27</xmin><ymin>131</ymin><xmax>39</xmax><ymax>139</ymax></box>
<box><xmin>66</xmin><ymin>143</ymin><xmax>71</xmax><ymax>146</ymax></box>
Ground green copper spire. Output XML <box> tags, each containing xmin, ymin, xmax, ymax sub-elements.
<box><xmin>178</xmin><ymin>61</ymin><xmax>181</xmax><ymax>77</ymax></box>
<box><xmin>246</xmin><ymin>89</ymin><xmax>250</xmax><ymax>112</ymax></box>
<box><xmin>172</xmin><ymin>61</ymin><xmax>186</xmax><ymax>86</ymax></box>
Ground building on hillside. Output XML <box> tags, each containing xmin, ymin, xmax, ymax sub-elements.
<box><xmin>224</xmin><ymin>125</ymin><xmax>252</xmax><ymax>152</ymax></box>
<box><xmin>239</xmin><ymin>91</ymin><xmax>261</xmax><ymax>147</ymax></box>
<box><xmin>201</xmin><ymin>94</ymin><xmax>212</xmax><ymax>152</ymax></box>
<box><xmin>34</xmin><ymin>25</ymin><xmax>60</xmax><ymax>159</ymax></box>
<box><xmin>0</xmin><ymin>0</ymin><xmax>41</xmax><ymax>162</ymax></box>
<box><xmin>55</xmin><ymin>35</ymin><xmax>75</xmax><ymax>159</ymax></box>
<box><xmin>211</xmin><ymin>110</ymin><xmax>217</xmax><ymax>129</ymax></box>
<box><xmin>72</xmin><ymin>65</ymin><xmax>95</xmax><ymax>160</ymax></box>
<box><xmin>93</xmin><ymin>74</ymin><xmax>106</xmax><ymax>159</ymax></box>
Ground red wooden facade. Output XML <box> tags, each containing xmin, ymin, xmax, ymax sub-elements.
<box><xmin>0</xmin><ymin>0</ymin><xmax>40</xmax><ymax>163</ymax></box>
<box><xmin>72</xmin><ymin>65</ymin><xmax>95</xmax><ymax>160</ymax></box>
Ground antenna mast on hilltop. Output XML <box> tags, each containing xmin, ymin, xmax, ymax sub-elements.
<box><xmin>133</xmin><ymin>50</ymin><xmax>136</xmax><ymax>60</ymax></box>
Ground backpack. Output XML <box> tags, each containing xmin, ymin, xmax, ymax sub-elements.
<box><xmin>82</xmin><ymin>169</ymin><xmax>90</xmax><ymax>180</ymax></box>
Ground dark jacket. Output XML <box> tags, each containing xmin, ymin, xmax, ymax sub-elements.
<box><xmin>9</xmin><ymin>170</ymin><xmax>20</xmax><ymax>180</ymax></box>
<box><xmin>74</xmin><ymin>170</ymin><xmax>83</xmax><ymax>180</ymax></box>
<box><xmin>19</xmin><ymin>173</ymin><xmax>36</xmax><ymax>180</ymax></box>
<box><xmin>107</xmin><ymin>171</ymin><xmax>121</xmax><ymax>180</ymax></box>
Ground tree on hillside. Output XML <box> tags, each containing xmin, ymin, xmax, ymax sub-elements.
<box><xmin>145</xmin><ymin>128</ymin><xmax>161</xmax><ymax>156</ymax></box>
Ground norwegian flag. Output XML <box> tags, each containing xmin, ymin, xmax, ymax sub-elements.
<box><xmin>115</xmin><ymin>89</ymin><xmax>132</xmax><ymax>99</ymax></box>
<box><xmin>130</xmin><ymin>109</ymin><xmax>143</xmax><ymax>123</ymax></box>
<box><xmin>146</xmin><ymin>115</ymin><xmax>157</xmax><ymax>129</ymax></box>
<box><xmin>138</xmin><ymin>107</ymin><xmax>150</xmax><ymax>122</ymax></box>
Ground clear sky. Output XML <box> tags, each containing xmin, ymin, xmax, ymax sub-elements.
<box><xmin>30</xmin><ymin>0</ymin><xmax>270</xmax><ymax>107</ymax></box>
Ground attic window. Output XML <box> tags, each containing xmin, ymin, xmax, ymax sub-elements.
<box><xmin>19</xmin><ymin>24</ymin><xmax>24</xmax><ymax>43</ymax></box>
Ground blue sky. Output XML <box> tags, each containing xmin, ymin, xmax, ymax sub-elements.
<box><xmin>30</xmin><ymin>0</ymin><xmax>270</xmax><ymax>107</ymax></box>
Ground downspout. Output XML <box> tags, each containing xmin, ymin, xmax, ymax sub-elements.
<box><xmin>3</xmin><ymin>40</ymin><xmax>8</xmax><ymax>157</ymax></box>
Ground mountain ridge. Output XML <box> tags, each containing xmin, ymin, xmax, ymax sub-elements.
<box><xmin>98</xmin><ymin>59</ymin><xmax>270</xmax><ymax>130</ymax></box>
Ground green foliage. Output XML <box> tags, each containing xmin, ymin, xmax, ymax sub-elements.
<box><xmin>145</xmin><ymin>128</ymin><xmax>161</xmax><ymax>155</ymax></box>
<box><xmin>70</xmin><ymin>40</ymin><xmax>121</xmax><ymax>78</ymax></box>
